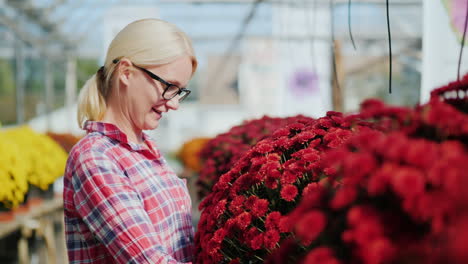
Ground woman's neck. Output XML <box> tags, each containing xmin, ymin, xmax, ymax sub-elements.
<box><xmin>101</xmin><ymin>107</ymin><xmax>144</xmax><ymax>145</ymax></box>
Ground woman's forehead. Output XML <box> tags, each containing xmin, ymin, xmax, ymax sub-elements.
<box><xmin>149</xmin><ymin>56</ymin><xmax>193</xmax><ymax>84</ymax></box>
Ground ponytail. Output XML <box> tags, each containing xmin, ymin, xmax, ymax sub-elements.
<box><xmin>77</xmin><ymin>68</ymin><xmax>107</xmax><ymax>129</ymax></box>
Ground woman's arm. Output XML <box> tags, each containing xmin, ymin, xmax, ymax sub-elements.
<box><xmin>71</xmin><ymin>151</ymin><xmax>189</xmax><ymax>264</ymax></box>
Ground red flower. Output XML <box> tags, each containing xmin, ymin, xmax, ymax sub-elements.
<box><xmin>330</xmin><ymin>186</ymin><xmax>358</xmax><ymax>210</ymax></box>
<box><xmin>265</xmin><ymin>174</ymin><xmax>279</xmax><ymax>189</ymax></box>
<box><xmin>362</xmin><ymin>238</ymin><xmax>396</xmax><ymax>264</ymax></box>
<box><xmin>212</xmin><ymin>228</ymin><xmax>227</xmax><ymax>243</ymax></box>
<box><xmin>265</xmin><ymin>239</ymin><xmax>297</xmax><ymax>264</ymax></box>
<box><xmin>280</xmin><ymin>184</ymin><xmax>298</xmax><ymax>202</ymax></box>
<box><xmin>265</xmin><ymin>211</ymin><xmax>282</xmax><ymax>230</ymax></box>
<box><xmin>278</xmin><ymin>215</ymin><xmax>292</xmax><ymax>233</ymax></box>
<box><xmin>390</xmin><ymin>167</ymin><xmax>425</xmax><ymax>200</ymax></box>
<box><xmin>272</xmin><ymin>127</ymin><xmax>291</xmax><ymax>137</ymax></box>
<box><xmin>342</xmin><ymin>152</ymin><xmax>377</xmax><ymax>185</ymax></box>
<box><xmin>303</xmin><ymin>247</ymin><xmax>340</xmax><ymax>264</ymax></box>
<box><xmin>228</xmin><ymin>258</ymin><xmax>240</xmax><ymax>264</ymax></box>
<box><xmin>295</xmin><ymin>210</ymin><xmax>327</xmax><ymax>245</ymax></box>
<box><xmin>291</xmin><ymin>130</ymin><xmax>317</xmax><ymax>144</ymax></box>
<box><xmin>255</xmin><ymin>141</ymin><xmax>275</xmax><ymax>154</ymax></box>
<box><xmin>236</xmin><ymin>212</ymin><xmax>252</xmax><ymax>230</ymax></box>
<box><xmin>225</xmin><ymin>218</ymin><xmax>237</xmax><ymax>235</ymax></box>
<box><xmin>264</xmin><ymin>229</ymin><xmax>280</xmax><ymax>249</ymax></box>
<box><xmin>250</xmin><ymin>233</ymin><xmax>264</xmax><ymax>250</ymax></box>
<box><xmin>366</xmin><ymin>163</ymin><xmax>393</xmax><ymax>196</ymax></box>
<box><xmin>252</xmin><ymin>155</ymin><xmax>267</xmax><ymax>166</ymax></box>
<box><xmin>273</xmin><ymin>136</ymin><xmax>292</xmax><ymax>150</ymax></box>
<box><xmin>229</xmin><ymin>195</ymin><xmax>245</xmax><ymax>216</ymax></box>
<box><xmin>245</xmin><ymin>226</ymin><xmax>260</xmax><ymax>242</ymax></box>
<box><xmin>266</xmin><ymin>153</ymin><xmax>281</xmax><ymax>162</ymax></box>
<box><xmin>207</xmin><ymin>238</ymin><xmax>221</xmax><ymax>256</ymax></box>
<box><xmin>213</xmin><ymin>199</ymin><xmax>227</xmax><ymax>219</ymax></box>
<box><xmin>252</xmin><ymin>199</ymin><xmax>269</xmax><ymax>218</ymax></box>
<box><xmin>245</xmin><ymin>195</ymin><xmax>259</xmax><ymax>209</ymax></box>
<box><xmin>280</xmin><ymin>171</ymin><xmax>298</xmax><ymax>185</ymax></box>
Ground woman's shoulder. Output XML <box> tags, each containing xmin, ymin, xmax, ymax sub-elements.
<box><xmin>68</xmin><ymin>132</ymin><xmax>116</xmax><ymax>163</ymax></box>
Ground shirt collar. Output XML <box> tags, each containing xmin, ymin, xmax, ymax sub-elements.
<box><xmin>84</xmin><ymin>121</ymin><xmax>161</xmax><ymax>158</ymax></box>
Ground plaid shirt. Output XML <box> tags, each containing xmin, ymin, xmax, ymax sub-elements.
<box><xmin>64</xmin><ymin>121</ymin><xmax>194</xmax><ymax>264</ymax></box>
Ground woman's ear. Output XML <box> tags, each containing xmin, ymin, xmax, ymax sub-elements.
<box><xmin>117</xmin><ymin>58</ymin><xmax>133</xmax><ymax>86</ymax></box>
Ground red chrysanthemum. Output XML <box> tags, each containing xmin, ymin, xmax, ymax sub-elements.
<box><xmin>280</xmin><ymin>184</ymin><xmax>298</xmax><ymax>202</ymax></box>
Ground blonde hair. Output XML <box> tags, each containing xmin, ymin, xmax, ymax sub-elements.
<box><xmin>77</xmin><ymin>19</ymin><xmax>197</xmax><ymax>129</ymax></box>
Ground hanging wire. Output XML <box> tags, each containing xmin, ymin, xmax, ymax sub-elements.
<box><xmin>385</xmin><ymin>0</ymin><xmax>392</xmax><ymax>93</ymax></box>
<box><xmin>457</xmin><ymin>0</ymin><xmax>468</xmax><ymax>81</ymax></box>
<box><xmin>348</xmin><ymin>0</ymin><xmax>356</xmax><ymax>50</ymax></box>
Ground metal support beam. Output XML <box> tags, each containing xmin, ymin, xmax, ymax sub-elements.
<box><xmin>158</xmin><ymin>0</ymin><xmax>421</xmax><ymax>5</ymax></box>
<box><xmin>44</xmin><ymin>59</ymin><xmax>54</xmax><ymax>130</ymax></box>
<box><xmin>15</xmin><ymin>39</ymin><xmax>25</xmax><ymax>124</ymax></box>
<box><xmin>190</xmin><ymin>34</ymin><xmax>421</xmax><ymax>42</ymax></box>
<box><xmin>0</xmin><ymin>14</ymin><xmax>46</xmax><ymax>50</ymax></box>
<box><xmin>4</xmin><ymin>0</ymin><xmax>76</xmax><ymax>50</ymax></box>
<box><xmin>65</xmin><ymin>54</ymin><xmax>77</xmax><ymax>132</ymax></box>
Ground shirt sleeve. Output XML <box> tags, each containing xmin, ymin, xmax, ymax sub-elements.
<box><xmin>71</xmin><ymin>150</ymin><xmax>190</xmax><ymax>264</ymax></box>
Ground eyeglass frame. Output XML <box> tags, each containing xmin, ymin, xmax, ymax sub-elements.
<box><xmin>112</xmin><ymin>58</ymin><xmax>191</xmax><ymax>102</ymax></box>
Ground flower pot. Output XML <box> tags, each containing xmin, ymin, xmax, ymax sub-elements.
<box><xmin>0</xmin><ymin>203</ymin><xmax>14</xmax><ymax>222</ymax></box>
<box><xmin>29</xmin><ymin>184</ymin><xmax>55</xmax><ymax>201</ymax></box>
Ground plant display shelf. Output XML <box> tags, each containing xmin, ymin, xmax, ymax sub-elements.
<box><xmin>0</xmin><ymin>197</ymin><xmax>65</xmax><ymax>264</ymax></box>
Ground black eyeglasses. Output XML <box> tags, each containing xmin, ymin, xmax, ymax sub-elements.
<box><xmin>113</xmin><ymin>59</ymin><xmax>191</xmax><ymax>102</ymax></box>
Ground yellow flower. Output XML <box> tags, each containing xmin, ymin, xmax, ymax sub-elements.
<box><xmin>0</xmin><ymin>126</ymin><xmax>68</xmax><ymax>207</ymax></box>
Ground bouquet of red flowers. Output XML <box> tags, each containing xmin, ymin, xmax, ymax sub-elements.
<box><xmin>195</xmin><ymin>112</ymin><xmax>369</xmax><ymax>263</ymax></box>
<box><xmin>195</xmin><ymin>74</ymin><xmax>467</xmax><ymax>263</ymax></box>
<box><xmin>268</xmin><ymin>129</ymin><xmax>468</xmax><ymax>264</ymax></box>
<box><xmin>197</xmin><ymin>115</ymin><xmax>314</xmax><ymax>199</ymax></box>
<box><xmin>266</xmin><ymin>76</ymin><xmax>468</xmax><ymax>264</ymax></box>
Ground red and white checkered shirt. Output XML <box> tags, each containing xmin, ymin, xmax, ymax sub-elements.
<box><xmin>63</xmin><ymin>121</ymin><xmax>194</xmax><ymax>264</ymax></box>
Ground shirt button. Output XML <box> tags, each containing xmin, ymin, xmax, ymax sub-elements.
<box><xmin>181</xmin><ymin>205</ymin><xmax>186</xmax><ymax>210</ymax></box>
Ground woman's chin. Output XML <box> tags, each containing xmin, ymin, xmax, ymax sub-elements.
<box><xmin>143</xmin><ymin>121</ymin><xmax>159</xmax><ymax>130</ymax></box>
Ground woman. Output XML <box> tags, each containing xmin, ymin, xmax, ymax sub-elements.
<box><xmin>63</xmin><ymin>19</ymin><xmax>197</xmax><ymax>264</ymax></box>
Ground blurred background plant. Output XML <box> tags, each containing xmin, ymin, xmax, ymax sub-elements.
<box><xmin>176</xmin><ymin>137</ymin><xmax>211</xmax><ymax>176</ymax></box>
<box><xmin>196</xmin><ymin>115</ymin><xmax>314</xmax><ymax>200</ymax></box>
<box><xmin>4</xmin><ymin>127</ymin><xmax>67</xmax><ymax>191</ymax></box>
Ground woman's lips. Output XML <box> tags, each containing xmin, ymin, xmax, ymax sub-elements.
<box><xmin>152</xmin><ymin>108</ymin><xmax>162</xmax><ymax>118</ymax></box>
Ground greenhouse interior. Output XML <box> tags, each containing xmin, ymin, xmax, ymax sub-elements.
<box><xmin>1</xmin><ymin>0</ymin><xmax>467</xmax><ymax>263</ymax></box>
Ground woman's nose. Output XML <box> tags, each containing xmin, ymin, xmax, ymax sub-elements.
<box><xmin>166</xmin><ymin>97</ymin><xmax>180</xmax><ymax>110</ymax></box>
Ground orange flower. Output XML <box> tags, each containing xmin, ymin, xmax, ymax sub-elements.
<box><xmin>177</xmin><ymin>137</ymin><xmax>210</xmax><ymax>173</ymax></box>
